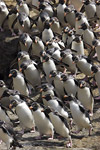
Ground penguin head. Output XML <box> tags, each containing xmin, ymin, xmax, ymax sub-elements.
<box><xmin>73</xmin><ymin>36</ymin><xmax>82</xmax><ymax>43</ymax></box>
<box><xmin>19</xmin><ymin>33</ymin><xmax>28</xmax><ymax>45</ymax></box>
<box><xmin>83</xmin><ymin>0</ymin><xmax>90</xmax><ymax>5</ymax></box>
<box><xmin>91</xmin><ymin>65</ymin><xmax>98</xmax><ymax>74</ymax></box>
<box><xmin>59</xmin><ymin>0</ymin><xmax>66</xmax><ymax>5</ymax></box>
<box><xmin>79</xmin><ymin>23</ymin><xmax>87</xmax><ymax>30</ymax></box>
<box><xmin>0</xmin><ymin>80</ymin><xmax>5</xmax><ymax>87</ymax></box>
<box><xmin>9</xmin><ymin>69</ymin><xmax>18</xmax><ymax>78</ymax></box>
<box><xmin>68</xmin><ymin>29</ymin><xmax>74</xmax><ymax>37</ymax></box>
<box><xmin>75</xmin><ymin>12</ymin><xmax>82</xmax><ymax>21</ymax></box>
<box><xmin>40</xmin><ymin>50</ymin><xmax>46</xmax><ymax>57</ymax></box>
<box><xmin>44</xmin><ymin>20</ymin><xmax>52</xmax><ymax>29</ymax></box>
<box><xmin>60</xmin><ymin>73</ymin><xmax>68</xmax><ymax>82</ymax></box>
<box><xmin>17</xmin><ymin>51</ymin><xmax>30</xmax><ymax>61</ymax></box>
<box><xmin>92</xmin><ymin>39</ymin><xmax>99</xmax><ymax>47</ymax></box>
<box><xmin>39</xmin><ymin>2</ymin><xmax>46</xmax><ymax>11</ymax></box>
<box><xmin>43</xmin><ymin>107</ymin><xmax>52</xmax><ymax>114</ymax></box>
<box><xmin>72</xmin><ymin>55</ymin><xmax>79</xmax><ymax>63</ymax></box>
<box><xmin>64</xmin><ymin>6</ymin><xmax>71</xmax><ymax>15</ymax></box>
<box><xmin>78</xmin><ymin>80</ymin><xmax>86</xmax><ymax>88</ymax></box>
<box><xmin>42</xmin><ymin>94</ymin><xmax>52</xmax><ymax>101</ymax></box>
<box><xmin>9</xmin><ymin>99</ymin><xmax>20</xmax><ymax>108</ymax></box>
<box><xmin>63</xmin><ymin>26</ymin><xmax>69</xmax><ymax>33</ymax></box>
<box><xmin>1</xmin><ymin>89</ymin><xmax>11</xmax><ymax>98</ymax></box>
<box><xmin>60</xmin><ymin>51</ymin><xmax>66</xmax><ymax>59</ymax></box>
<box><xmin>16</xmin><ymin>0</ymin><xmax>23</xmax><ymax>6</ymax></box>
<box><xmin>42</xmin><ymin>54</ymin><xmax>50</xmax><ymax>62</ymax></box>
<box><xmin>49</xmin><ymin>70</ymin><xmax>57</xmax><ymax>78</ymax></box>
<box><xmin>63</xmin><ymin>94</ymin><xmax>75</xmax><ymax>102</ymax></box>
<box><xmin>30</xmin><ymin>102</ymin><xmax>40</xmax><ymax>111</ymax></box>
<box><xmin>49</xmin><ymin>17</ymin><xmax>59</xmax><ymax>25</ymax></box>
<box><xmin>32</xmin><ymin>36</ymin><xmax>39</xmax><ymax>44</ymax></box>
<box><xmin>40</xmin><ymin>84</ymin><xmax>49</xmax><ymax>92</ymax></box>
<box><xmin>96</xmin><ymin>0</ymin><xmax>100</xmax><ymax>5</ymax></box>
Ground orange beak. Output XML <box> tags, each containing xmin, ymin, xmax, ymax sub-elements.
<box><xmin>40</xmin><ymin>88</ymin><xmax>43</xmax><ymax>92</ymax></box>
<box><xmin>19</xmin><ymin>68</ymin><xmax>22</xmax><ymax>72</ymax></box>
<box><xmin>49</xmin><ymin>74</ymin><xmax>52</xmax><ymax>78</ymax></box>
<box><xmin>29</xmin><ymin>106</ymin><xmax>33</xmax><ymax>110</ymax></box>
<box><xmin>9</xmin><ymin>104</ymin><xmax>12</xmax><ymax>109</ymax></box>
<box><xmin>9</xmin><ymin>74</ymin><xmax>12</xmax><ymax>77</ymax></box>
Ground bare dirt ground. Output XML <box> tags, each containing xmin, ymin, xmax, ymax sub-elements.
<box><xmin>0</xmin><ymin>0</ymin><xmax>100</xmax><ymax>150</ymax></box>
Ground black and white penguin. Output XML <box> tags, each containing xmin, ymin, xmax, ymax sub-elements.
<box><xmin>78</xmin><ymin>22</ymin><xmax>95</xmax><ymax>47</ymax></box>
<box><xmin>12</xmin><ymin>12</ymin><xmax>31</xmax><ymax>34</ymax></box>
<box><xmin>91</xmin><ymin>65</ymin><xmax>100</xmax><ymax>95</ymax></box>
<box><xmin>56</xmin><ymin>0</ymin><xmax>67</xmax><ymax>27</ymax></box>
<box><xmin>31</xmin><ymin>36</ymin><xmax>45</xmax><ymax>57</ymax></box>
<box><xmin>0</xmin><ymin>1</ymin><xmax>9</xmax><ymax>31</ymax></box>
<box><xmin>41</xmin><ymin>54</ymin><xmax>57</xmax><ymax>83</ymax></box>
<box><xmin>60</xmin><ymin>49</ymin><xmax>77</xmax><ymax>74</ymax></box>
<box><xmin>64</xmin><ymin>5</ymin><xmax>76</xmax><ymax>28</ymax></box>
<box><xmin>19</xmin><ymin>59</ymin><xmax>41</xmax><ymax>88</ymax></box>
<box><xmin>80</xmin><ymin>0</ymin><xmax>96</xmax><ymax>20</ymax></box>
<box><xmin>60</xmin><ymin>73</ymin><xmax>78</xmax><ymax>96</ymax></box>
<box><xmin>49</xmin><ymin>70</ymin><xmax>65</xmax><ymax>99</ymax></box>
<box><xmin>39</xmin><ymin>1</ymin><xmax>54</xmax><ymax>17</ymax></box>
<box><xmin>64</xmin><ymin>95</ymin><xmax>92</xmax><ymax>135</ymax></box>
<box><xmin>43</xmin><ymin>107</ymin><xmax>72</xmax><ymax>148</ymax></box>
<box><xmin>30</xmin><ymin>102</ymin><xmax>54</xmax><ymax>139</ymax></box>
<box><xmin>62</xmin><ymin>26</ymin><xmax>70</xmax><ymax>44</ymax></box>
<box><xmin>92</xmin><ymin>39</ymin><xmax>100</xmax><ymax>61</ymax></box>
<box><xmin>71</xmin><ymin>35</ymin><xmax>84</xmax><ymax>55</ymax></box>
<box><xmin>49</xmin><ymin>17</ymin><xmax>62</xmax><ymax>36</ymax></box>
<box><xmin>72</xmin><ymin>55</ymin><xmax>93</xmax><ymax>77</ymax></box>
<box><xmin>0</xmin><ymin>120</ymin><xmax>23</xmax><ymax>150</ymax></box>
<box><xmin>9</xmin><ymin>69</ymin><xmax>29</xmax><ymax>96</ymax></box>
<box><xmin>17</xmin><ymin>51</ymin><xmax>31</xmax><ymax>68</ymax></box>
<box><xmin>36</xmin><ymin>11</ymin><xmax>50</xmax><ymax>32</ymax></box>
<box><xmin>9</xmin><ymin>98</ymin><xmax>35</xmax><ymax>132</ymax></box>
<box><xmin>77</xmin><ymin>80</ymin><xmax>94</xmax><ymax>116</ymax></box>
<box><xmin>19</xmin><ymin>33</ymin><xmax>33</xmax><ymax>52</ymax></box>
<box><xmin>42</xmin><ymin>20</ymin><xmax>54</xmax><ymax>43</ymax></box>
<box><xmin>66</xmin><ymin>29</ymin><xmax>75</xmax><ymax>48</ymax></box>
<box><xmin>16</xmin><ymin>0</ymin><xmax>30</xmax><ymax>16</ymax></box>
<box><xmin>42</xmin><ymin>94</ymin><xmax>69</xmax><ymax>119</ymax></box>
<box><xmin>0</xmin><ymin>80</ymin><xmax>8</xmax><ymax>97</ymax></box>
<box><xmin>75</xmin><ymin>12</ymin><xmax>89</xmax><ymax>35</ymax></box>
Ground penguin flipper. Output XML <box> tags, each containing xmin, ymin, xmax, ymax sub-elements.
<box><xmin>11</xmin><ymin>17</ymin><xmax>17</xmax><ymax>29</ymax></box>
<box><xmin>80</xmin><ymin>5</ymin><xmax>85</xmax><ymax>13</ymax></box>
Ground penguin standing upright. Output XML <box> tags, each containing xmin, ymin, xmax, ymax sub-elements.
<box><xmin>49</xmin><ymin>70</ymin><xmax>65</xmax><ymax>99</ymax></box>
<box><xmin>71</xmin><ymin>35</ymin><xmax>84</xmax><ymax>56</ymax></box>
<box><xmin>30</xmin><ymin>102</ymin><xmax>54</xmax><ymax>139</ymax></box>
<box><xmin>64</xmin><ymin>95</ymin><xmax>92</xmax><ymax>135</ymax></box>
<box><xmin>16</xmin><ymin>0</ymin><xmax>30</xmax><ymax>16</ymax></box>
<box><xmin>66</xmin><ymin>29</ymin><xmax>75</xmax><ymax>48</ymax></box>
<box><xmin>42</xmin><ymin>54</ymin><xmax>57</xmax><ymax>83</ymax></box>
<box><xmin>0</xmin><ymin>120</ymin><xmax>23</xmax><ymax>150</ymax></box>
<box><xmin>42</xmin><ymin>94</ymin><xmax>69</xmax><ymax>120</ymax></box>
<box><xmin>77</xmin><ymin>80</ymin><xmax>94</xmax><ymax>116</ymax></box>
<box><xmin>9</xmin><ymin>69</ymin><xmax>29</xmax><ymax>96</ymax></box>
<box><xmin>19</xmin><ymin>33</ymin><xmax>33</xmax><ymax>52</ymax></box>
<box><xmin>19</xmin><ymin>60</ymin><xmax>41</xmax><ymax>88</ymax></box>
<box><xmin>42</xmin><ymin>20</ymin><xmax>54</xmax><ymax>43</ymax></box>
<box><xmin>62</xmin><ymin>26</ymin><xmax>70</xmax><ymax>44</ymax></box>
<box><xmin>9</xmin><ymin>98</ymin><xmax>35</xmax><ymax>132</ymax></box>
<box><xmin>43</xmin><ymin>107</ymin><xmax>72</xmax><ymax>148</ymax></box>
<box><xmin>0</xmin><ymin>80</ymin><xmax>8</xmax><ymax>97</ymax></box>
<box><xmin>60</xmin><ymin>73</ymin><xmax>78</xmax><ymax>96</ymax></box>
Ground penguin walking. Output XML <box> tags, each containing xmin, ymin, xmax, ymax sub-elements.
<box><xmin>0</xmin><ymin>120</ymin><xmax>23</xmax><ymax>150</ymax></box>
<box><xmin>9</xmin><ymin>98</ymin><xmax>35</xmax><ymax>132</ymax></box>
<box><xmin>19</xmin><ymin>33</ymin><xmax>33</xmax><ymax>52</ymax></box>
<box><xmin>64</xmin><ymin>95</ymin><xmax>93</xmax><ymax>135</ymax></box>
<box><xmin>43</xmin><ymin>107</ymin><xmax>72</xmax><ymax>148</ymax></box>
<box><xmin>91</xmin><ymin>65</ymin><xmax>100</xmax><ymax>95</ymax></box>
<box><xmin>9</xmin><ymin>69</ymin><xmax>29</xmax><ymax>96</ymax></box>
<box><xmin>31</xmin><ymin>36</ymin><xmax>45</xmax><ymax>57</ymax></box>
<box><xmin>77</xmin><ymin>80</ymin><xmax>94</xmax><ymax>116</ymax></box>
<box><xmin>30</xmin><ymin>102</ymin><xmax>54</xmax><ymax>139</ymax></box>
<box><xmin>42</xmin><ymin>20</ymin><xmax>54</xmax><ymax>43</ymax></box>
<box><xmin>60</xmin><ymin>49</ymin><xmax>77</xmax><ymax>74</ymax></box>
<box><xmin>16</xmin><ymin>0</ymin><xmax>30</xmax><ymax>16</ymax></box>
<box><xmin>72</xmin><ymin>55</ymin><xmax>93</xmax><ymax>77</ymax></box>
<box><xmin>42</xmin><ymin>94</ymin><xmax>69</xmax><ymax>120</ymax></box>
<box><xmin>71</xmin><ymin>35</ymin><xmax>84</xmax><ymax>56</ymax></box>
<box><xmin>17</xmin><ymin>51</ymin><xmax>31</xmax><ymax>68</ymax></box>
<box><xmin>19</xmin><ymin>59</ymin><xmax>41</xmax><ymax>88</ymax></box>
<box><xmin>41</xmin><ymin>54</ymin><xmax>57</xmax><ymax>83</ymax></box>
<box><xmin>60</xmin><ymin>73</ymin><xmax>78</xmax><ymax>96</ymax></box>
<box><xmin>49</xmin><ymin>70</ymin><xmax>65</xmax><ymax>99</ymax></box>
